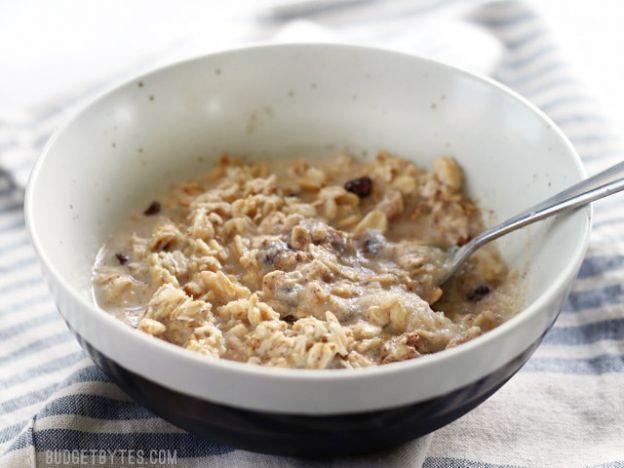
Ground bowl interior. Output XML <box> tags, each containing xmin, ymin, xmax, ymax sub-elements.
<box><xmin>30</xmin><ymin>44</ymin><xmax>586</xmax><ymax>346</ymax></box>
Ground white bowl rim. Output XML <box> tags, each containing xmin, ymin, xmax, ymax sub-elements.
<box><xmin>25</xmin><ymin>42</ymin><xmax>591</xmax><ymax>385</ymax></box>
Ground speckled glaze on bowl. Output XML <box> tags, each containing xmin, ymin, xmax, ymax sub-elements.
<box><xmin>26</xmin><ymin>44</ymin><xmax>590</xmax><ymax>457</ymax></box>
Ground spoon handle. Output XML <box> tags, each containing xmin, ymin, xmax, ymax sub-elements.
<box><xmin>443</xmin><ymin>160</ymin><xmax>624</xmax><ymax>283</ymax></box>
<box><xmin>531</xmin><ymin>160</ymin><xmax>624</xmax><ymax>210</ymax></box>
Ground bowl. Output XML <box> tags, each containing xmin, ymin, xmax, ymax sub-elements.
<box><xmin>25</xmin><ymin>44</ymin><xmax>590</xmax><ymax>457</ymax></box>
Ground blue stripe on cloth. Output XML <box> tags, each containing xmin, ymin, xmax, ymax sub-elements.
<box><xmin>0</xmin><ymin>255</ymin><xmax>38</xmax><ymax>273</ymax></box>
<box><xmin>0</xmin><ymin>188</ymin><xmax>18</xmax><ymax>198</ymax></box>
<box><xmin>502</xmin><ymin>61</ymin><xmax>567</xmax><ymax>88</ymax></box>
<box><xmin>0</xmin><ymin>277</ymin><xmax>45</xmax><ymax>295</ymax></box>
<box><xmin>1</xmin><ymin>384</ymin><xmax>62</xmax><ymax>414</ymax></box>
<box><xmin>31</xmin><ymin>133</ymin><xmax>52</xmax><ymax>151</ymax></box>
<box><xmin>0</xmin><ymin>293</ymin><xmax>51</xmax><ymax>317</ymax></box>
<box><xmin>0</xmin><ymin>424</ymin><xmax>25</xmax><ymax>445</ymax></box>
<box><xmin>593</xmin><ymin>215</ymin><xmax>624</xmax><ymax>228</ymax></box>
<box><xmin>578</xmin><ymin>255</ymin><xmax>624</xmax><ymax>278</ymax></box>
<box><xmin>0</xmin><ymin>140</ymin><xmax>16</xmax><ymax>154</ymax></box>
<box><xmin>1</xmin><ymin>366</ymin><xmax>111</xmax><ymax>415</ymax></box>
<box><xmin>524</xmin><ymin>354</ymin><xmax>624</xmax><ymax>374</ymax></box>
<box><xmin>0</xmin><ymin>219</ymin><xmax>25</xmax><ymax>233</ymax></box>
<box><xmin>55</xmin><ymin>364</ymin><xmax>109</xmax><ymax>387</ymax></box>
<box><xmin>38</xmin><ymin>395</ymin><xmax>155</xmax><ymax>420</ymax></box>
<box><xmin>28</xmin><ymin>430</ymin><xmax>233</xmax><ymax>457</ymax></box>
<box><xmin>565</xmin><ymin>284</ymin><xmax>624</xmax><ymax>312</ymax></box>
<box><xmin>577</xmin><ymin>149</ymin><xmax>624</xmax><ymax>165</ymax></box>
<box><xmin>568</xmin><ymin>134</ymin><xmax>618</xmax><ymax>147</ymax></box>
<box><xmin>587</xmin><ymin>462</ymin><xmax>624</xmax><ymax>468</ymax></box>
<box><xmin>514</xmin><ymin>75</ymin><xmax>579</xmax><ymax>97</ymax></box>
<box><xmin>502</xmin><ymin>27</ymin><xmax>547</xmax><ymax>50</ymax></box>
<box><xmin>0</xmin><ymin>332</ymin><xmax>73</xmax><ymax>366</ymax></box>
<box><xmin>555</xmin><ymin>114</ymin><xmax>607</xmax><ymax>126</ymax></box>
<box><xmin>0</xmin><ymin>312</ymin><xmax>60</xmax><ymax>341</ymax></box>
<box><xmin>0</xmin><ymin>351</ymin><xmax>84</xmax><ymax>389</ymax></box>
<box><xmin>6</xmin><ymin>157</ymin><xmax>39</xmax><ymax>172</ymax></box>
<box><xmin>0</xmin><ymin>202</ymin><xmax>22</xmax><ymax>214</ymax></box>
<box><xmin>544</xmin><ymin>319</ymin><xmax>624</xmax><ymax>345</ymax></box>
<box><xmin>0</xmin><ymin>237</ymin><xmax>31</xmax><ymax>254</ymax></box>
<box><xmin>501</xmin><ymin>44</ymin><xmax>555</xmax><ymax>69</ymax></box>
<box><xmin>1</xmin><ymin>424</ymin><xmax>33</xmax><ymax>454</ymax></box>
<box><xmin>538</xmin><ymin>94</ymin><xmax>591</xmax><ymax>113</ymax></box>
<box><xmin>424</xmin><ymin>457</ymin><xmax>523</xmax><ymax>468</ymax></box>
<box><xmin>477</xmin><ymin>10</ymin><xmax>536</xmax><ymax>29</ymax></box>
<box><xmin>265</xmin><ymin>0</ymin><xmax>461</xmax><ymax>30</ymax></box>
<box><xmin>499</xmin><ymin>57</ymin><xmax>568</xmax><ymax>85</ymax></box>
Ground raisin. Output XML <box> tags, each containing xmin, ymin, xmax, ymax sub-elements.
<box><xmin>467</xmin><ymin>285</ymin><xmax>491</xmax><ymax>302</ymax></box>
<box><xmin>282</xmin><ymin>315</ymin><xmax>296</xmax><ymax>324</ymax></box>
<box><xmin>457</xmin><ymin>235</ymin><xmax>471</xmax><ymax>246</ymax></box>
<box><xmin>330</xmin><ymin>236</ymin><xmax>348</xmax><ymax>252</ymax></box>
<box><xmin>344</xmin><ymin>176</ymin><xmax>372</xmax><ymax>197</ymax></box>
<box><xmin>143</xmin><ymin>201</ymin><xmax>161</xmax><ymax>216</ymax></box>
<box><xmin>262</xmin><ymin>239</ymin><xmax>290</xmax><ymax>266</ymax></box>
<box><xmin>362</xmin><ymin>231</ymin><xmax>385</xmax><ymax>255</ymax></box>
<box><xmin>115</xmin><ymin>253</ymin><xmax>128</xmax><ymax>265</ymax></box>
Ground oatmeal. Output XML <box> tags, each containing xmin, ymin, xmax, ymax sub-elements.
<box><xmin>93</xmin><ymin>152</ymin><xmax>520</xmax><ymax>369</ymax></box>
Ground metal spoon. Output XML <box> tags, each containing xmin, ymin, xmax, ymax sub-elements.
<box><xmin>440</xmin><ymin>160</ymin><xmax>624</xmax><ymax>285</ymax></box>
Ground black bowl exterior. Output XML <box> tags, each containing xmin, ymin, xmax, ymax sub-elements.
<box><xmin>73</xmin><ymin>332</ymin><xmax>545</xmax><ymax>458</ymax></box>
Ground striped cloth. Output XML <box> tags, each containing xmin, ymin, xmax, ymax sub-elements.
<box><xmin>2</xmin><ymin>1</ymin><xmax>624</xmax><ymax>466</ymax></box>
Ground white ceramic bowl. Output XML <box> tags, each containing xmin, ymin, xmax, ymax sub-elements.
<box><xmin>26</xmin><ymin>44</ymin><xmax>590</xmax><ymax>456</ymax></box>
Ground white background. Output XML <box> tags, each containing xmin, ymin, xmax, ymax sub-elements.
<box><xmin>1</xmin><ymin>0</ymin><xmax>624</xmax><ymax>132</ymax></box>
<box><xmin>530</xmin><ymin>0</ymin><xmax>624</xmax><ymax>134</ymax></box>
